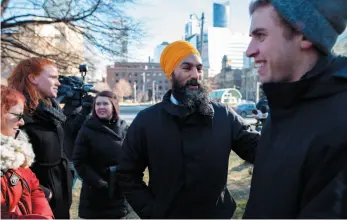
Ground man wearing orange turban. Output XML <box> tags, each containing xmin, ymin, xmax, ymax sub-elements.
<box><xmin>118</xmin><ymin>40</ymin><xmax>260</xmax><ymax>219</ymax></box>
<box><xmin>160</xmin><ymin>40</ymin><xmax>201</xmax><ymax>79</ymax></box>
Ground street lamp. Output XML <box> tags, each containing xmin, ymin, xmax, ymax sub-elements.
<box><xmin>256</xmin><ymin>82</ymin><xmax>261</xmax><ymax>103</ymax></box>
<box><xmin>190</xmin><ymin>12</ymin><xmax>205</xmax><ymax>57</ymax></box>
<box><xmin>133</xmin><ymin>81</ymin><xmax>137</xmax><ymax>103</ymax></box>
<box><xmin>142</xmin><ymin>65</ymin><xmax>148</xmax><ymax>102</ymax></box>
<box><xmin>152</xmin><ymin>80</ymin><xmax>156</xmax><ymax>103</ymax></box>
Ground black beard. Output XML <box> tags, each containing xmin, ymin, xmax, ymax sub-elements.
<box><xmin>171</xmin><ymin>75</ymin><xmax>211</xmax><ymax>115</ymax></box>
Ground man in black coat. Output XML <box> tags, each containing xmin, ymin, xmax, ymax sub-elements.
<box><xmin>117</xmin><ymin>40</ymin><xmax>260</xmax><ymax>219</ymax></box>
<box><xmin>243</xmin><ymin>0</ymin><xmax>347</xmax><ymax>218</ymax></box>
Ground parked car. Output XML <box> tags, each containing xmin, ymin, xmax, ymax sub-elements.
<box><xmin>232</xmin><ymin>103</ymin><xmax>256</xmax><ymax>118</ymax></box>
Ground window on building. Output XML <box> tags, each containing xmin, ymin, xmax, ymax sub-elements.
<box><xmin>153</xmin><ymin>73</ymin><xmax>157</xmax><ymax>76</ymax></box>
<box><xmin>159</xmin><ymin>86</ymin><xmax>162</xmax><ymax>90</ymax></box>
<box><xmin>135</xmin><ymin>73</ymin><xmax>138</xmax><ymax>77</ymax></box>
<box><xmin>116</xmin><ymin>73</ymin><xmax>119</xmax><ymax>76</ymax></box>
<box><xmin>165</xmin><ymin>80</ymin><xmax>168</xmax><ymax>84</ymax></box>
<box><xmin>122</xmin><ymin>72</ymin><xmax>126</xmax><ymax>77</ymax></box>
<box><xmin>129</xmin><ymin>80</ymin><xmax>132</xmax><ymax>83</ymax></box>
<box><xmin>159</xmin><ymin>80</ymin><xmax>162</xmax><ymax>84</ymax></box>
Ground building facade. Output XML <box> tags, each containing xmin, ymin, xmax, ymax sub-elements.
<box><xmin>185</xmin><ymin>15</ymin><xmax>201</xmax><ymax>39</ymax></box>
<box><xmin>153</xmin><ymin>42</ymin><xmax>169</xmax><ymax>63</ymax></box>
<box><xmin>106</xmin><ymin>62</ymin><xmax>170</xmax><ymax>101</ymax></box>
<box><xmin>202</xmin><ymin>28</ymin><xmax>250</xmax><ymax>77</ymax></box>
<box><xmin>213</xmin><ymin>2</ymin><xmax>230</xmax><ymax>28</ymax></box>
<box><xmin>211</xmin><ymin>55</ymin><xmax>242</xmax><ymax>90</ymax></box>
<box><xmin>1</xmin><ymin>21</ymin><xmax>85</xmax><ymax>78</ymax></box>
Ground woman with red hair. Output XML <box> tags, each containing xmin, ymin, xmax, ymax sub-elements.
<box><xmin>0</xmin><ymin>85</ymin><xmax>54</xmax><ymax>219</ymax></box>
<box><xmin>8</xmin><ymin>57</ymin><xmax>77</xmax><ymax>218</ymax></box>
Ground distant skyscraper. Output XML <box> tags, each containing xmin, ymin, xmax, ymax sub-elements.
<box><xmin>185</xmin><ymin>15</ymin><xmax>200</xmax><ymax>39</ymax></box>
<box><xmin>154</xmin><ymin>42</ymin><xmax>169</xmax><ymax>62</ymax></box>
<box><xmin>213</xmin><ymin>2</ymin><xmax>230</xmax><ymax>28</ymax></box>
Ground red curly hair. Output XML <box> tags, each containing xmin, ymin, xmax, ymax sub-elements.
<box><xmin>7</xmin><ymin>57</ymin><xmax>56</xmax><ymax>112</ymax></box>
<box><xmin>1</xmin><ymin>85</ymin><xmax>26</xmax><ymax>123</ymax></box>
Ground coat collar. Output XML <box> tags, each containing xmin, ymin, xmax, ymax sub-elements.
<box><xmin>263</xmin><ymin>55</ymin><xmax>344</xmax><ymax>109</ymax></box>
<box><xmin>0</xmin><ymin>131</ymin><xmax>35</xmax><ymax>172</ymax></box>
<box><xmin>263</xmin><ymin>55</ymin><xmax>347</xmax><ymax>119</ymax></box>
<box><xmin>84</xmin><ymin>116</ymin><xmax>127</xmax><ymax>140</ymax></box>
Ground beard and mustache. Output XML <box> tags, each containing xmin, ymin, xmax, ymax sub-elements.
<box><xmin>171</xmin><ymin>74</ymin><xmax>212</xmax><ymax>115</ymax></box>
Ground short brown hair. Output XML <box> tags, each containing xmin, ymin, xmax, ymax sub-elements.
<box><xmin>249</xmin><ymin>0</ymin><xmax>300</xmax><ymax>40</ymax></box>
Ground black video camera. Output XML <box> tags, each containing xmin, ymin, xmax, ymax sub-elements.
<box><xmin>57</xmin><ymin>64</ymin><xmax>97</xmax><ymax>108</ymax></box>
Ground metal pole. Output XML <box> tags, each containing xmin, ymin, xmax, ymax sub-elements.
<box><xmin>156</xmin><ymin>83</ymin><xmax>159</xmax><ymax>102</ymax></box>
<box><xmin>152</xmin><ymin>80</ymin><xmax>156</xmax><ymax>103</ymax></box>
<box><xmin>143</xmin><ymin>65</ymin><xmax>147</xmax><ymax>102</ymax></box>
<box><xmin>200</xmin><ymin>12</ymin><xmax>205</xmax><ymax>80</ymax></box>
<box><xmin>134</xmin><ymin>81</ymin><xmax>137</xmax><ymax>102</ymax></box>
<box><xmin>200</xmin><ymin>12</ymin><xmax>205</xmax><ymax>56</ymax></box>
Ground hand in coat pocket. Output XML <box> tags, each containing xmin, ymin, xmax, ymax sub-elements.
<box><xmin>40</xmin><ymin>185</ymin><xmax>53</xmax><ymax>201</ymax></box>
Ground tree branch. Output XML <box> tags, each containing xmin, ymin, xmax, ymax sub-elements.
<box><xmin>1</xmin><ymin>0</ymin><xmax>10</xmax><ymax>15</ymax></box>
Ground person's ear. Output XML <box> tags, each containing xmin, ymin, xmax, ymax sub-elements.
<box><xmin>28</xmin><ymin>74</ymin><xmax>38</xmax><ymax>84</ymax></box>
<box><xmin>300</xmin><ymin>36</ymin><xmax>313</xmax><ymax>49</ymax></box>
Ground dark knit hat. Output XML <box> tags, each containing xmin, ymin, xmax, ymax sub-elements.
<box><xmin>271</xmin><ymin>0</ymin><xmax>347</xmax><ymax>54</ymax></box>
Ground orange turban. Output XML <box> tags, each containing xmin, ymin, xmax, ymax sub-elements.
<box><xmin>160</xmin><ymin>41</ymin><xmax>200</xmax><ymax>79</ymax></box>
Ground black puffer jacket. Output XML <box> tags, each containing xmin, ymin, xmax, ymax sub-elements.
<box><xmin>73</xmin><ymin>116</ymin><xmax>128</xmax><ymax>218</ymax></box>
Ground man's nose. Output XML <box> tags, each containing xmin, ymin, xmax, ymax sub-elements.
<box><xmin>246</xmin><ymin>39</ymin><xmax>259</xmax><ymax>58</ymax></box>
<box><xmin>191</xmin><ymin>67</ymin><xmax>199</xmax><ymax>79</ymax></box>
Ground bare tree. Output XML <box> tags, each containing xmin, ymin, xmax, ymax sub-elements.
<box><xmin>94</xmin><ymin>81</ymin><xmax>111</xmax><ymax>92</ymax></box>
<box><xmin>113</xmin><ymin>78</ymin><xmax>132</xmax><ymax>102</ymax></box>
<box><xmin>1</xmin><ymin>0</ymin><xmax>144</xmax><ymax>74</ymax></box>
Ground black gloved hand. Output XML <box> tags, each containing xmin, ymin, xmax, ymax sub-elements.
<box><xmin>97</xmin><ymin>179</ymin><xmax>109</xmax><ymax>189</ymax></box>
<box><xmin>81</xmin><ymin>94</ymin><xmax>94</xmax><ymax>114</ymax></box>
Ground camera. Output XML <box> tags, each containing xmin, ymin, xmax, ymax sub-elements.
<box><xmin>79</xmin><ymin>64</ymin><xmax>88</xmax><ymax>73</ymax></box>
<box><xmin>57</xmin><ymin>64</ymin><xmax>97</xmax><ymax>108</ymax></box>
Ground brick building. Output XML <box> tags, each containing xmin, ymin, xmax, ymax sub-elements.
<box><xmin>106</xmin><ymin>62</ymin><xmax>170</xmax><ymax>101</ymax></box>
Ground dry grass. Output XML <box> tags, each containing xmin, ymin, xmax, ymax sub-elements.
<box><xmin>70</xmin><ymin>151</ymin><xmax>252</xmax><ymax>219</ymax></box>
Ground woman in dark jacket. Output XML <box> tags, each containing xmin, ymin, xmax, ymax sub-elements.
<box><xmin>73</xmin><ymin>90</ymin><xmax>128</xmax><ymax>219</ymax></box>
<box><xmin>7</xmin><ymin>58</ymin><xmax>82</xmax><ymax>219</ymax></box>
